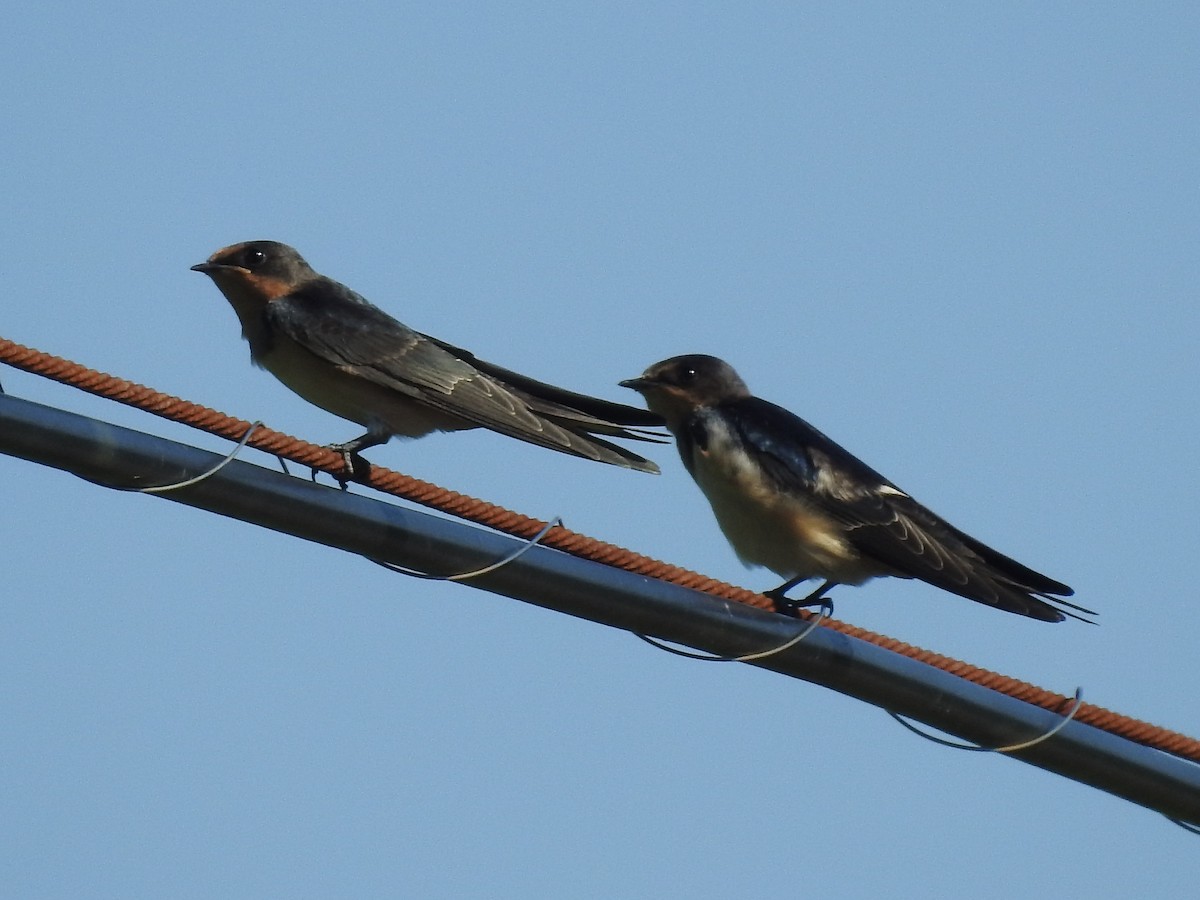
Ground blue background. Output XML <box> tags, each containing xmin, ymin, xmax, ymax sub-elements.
<box><xmin>3</xmin><ymin>4</ymin><xmax>1197</xmax><ymax>897</ymax></box>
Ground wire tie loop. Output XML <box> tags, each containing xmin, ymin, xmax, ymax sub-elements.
<box><xmin>86</xmin><ymin>421</ymin><xmax>263</xmax><ymax>493</ymax></box>
<box><xmin>635</xmin><ymin>599</ymin><xmax>832</xmax><ymax>662</ymax></box>
<box><xmin>888</xmin><ymin>687</ymin><xmax>1084</xmax><ymax>753</ymax></box>
<box><xmin>369</xmin><ymin>516</ymin><xmax>562</xmax><ymax>582</ymax></box>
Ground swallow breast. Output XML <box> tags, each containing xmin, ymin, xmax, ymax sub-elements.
<box><xmin>687</xmin><ymin>412</ymin><xmax>882</xmax><ymax>585</ymax></box>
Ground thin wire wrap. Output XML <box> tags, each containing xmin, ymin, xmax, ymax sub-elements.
<box><xmin>370</xmin><ymin>517</ymin><xmax>562</xmax><ymax>581</ymax></box>
<box><xmin>888</xmin><ymin>688</ymin><xmax>1084</xmax><ymax>753</ymax></box>
<box><xmin>636</xmin><ymin>600</ymin><xmax>832</xmax><ymax>662</ymax></box>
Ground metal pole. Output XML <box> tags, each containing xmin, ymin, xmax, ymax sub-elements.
<box><xmin>1</xmin><ymin>391</ymin><xmax>1198</xmax><ymax>824</ymax></box>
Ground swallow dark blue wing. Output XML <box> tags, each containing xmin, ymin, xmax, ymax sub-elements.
<box><xmin>829</xmin><ymin>490</ymin><xmax>1081</xmax><ymax>621</ymax></box>
<box><xmin>720</xmin><ymin>396</ymin><xmax>895</xmax><ymax>495</ymax></box>
<box><xmin>264</xmin><ymin>279</ymin><xmax>474</xmax><ymax>394</ymax></box>
<box><xmin>264</xmin><ymin>278</ymin><xmax>661</xmax><ymax>470</ymax></box>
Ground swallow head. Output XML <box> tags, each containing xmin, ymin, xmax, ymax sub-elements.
<box><xmin>191</xmin><ymin>240</ymin><xmax>319</xmax><ymax>338</ymax></box>
<box><xmin>620</xmin><ymin>354</ymin><xmax>750</xmax><ymax>428</ymax></box>
<box><xmin>191</xmin><ymin>240</ymin><xmax>316</xmax><ymax>307</ymax></box>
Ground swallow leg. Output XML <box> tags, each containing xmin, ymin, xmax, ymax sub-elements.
<box><xmin>765</xmin><ymin>577</ymin><xmax>837</xmax><ymax>618</ymax></box>
<box><xmin>316</xmin><ymin>431</ymin><xmax>389</xmax><ymax>486</ymax></box>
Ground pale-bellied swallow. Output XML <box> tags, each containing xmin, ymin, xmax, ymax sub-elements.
<box><xmin>192</xmin><ymin>241</ymin><xmax>665</xmax><ymax>476</ymax></box>
<box><xmin>621</xmin><ymin>355</ymin><xmax>1093</xmax><ymax>622</ymax></box>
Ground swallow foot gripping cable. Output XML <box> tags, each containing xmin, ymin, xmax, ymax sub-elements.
<box><xmin>888</xmin><ymin>687</ymin><xmax>1084</xmax><ymax>753</ymax></box>
<box><xmin>635</xmin><ymin>599</ymin><xmax>833</xmax><ymax>662</ymax></box>
<box><xmin>308</xmin><ymin>444</ymin><xmax>368</xmax><ymax>489</ymax></box>
<box><xmin>84</xmin><ymin>421</ymin><xmax>264</xmax><ymax>494</ymax></box>
<box><xmin>368</xmin><ymin>516</ymin><xmax>563</xmax><ymax>582</ymax></box>
<box><xmin>766</xmin><ymin>578</ymin><xmax>838</xmax><ymax>618</ymax></box>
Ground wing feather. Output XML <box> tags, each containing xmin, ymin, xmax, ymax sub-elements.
<box><xmin>265</xmin><ymin>279</ymin><xmax>660</xmax><ymax>471</ymax></box>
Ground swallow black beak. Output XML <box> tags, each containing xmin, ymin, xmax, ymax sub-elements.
<box><xmin>191</xmin><ymin>261</ymin><xmax>244</xmax><ymax>275</ymax></box>
<box><xmin>619</xmin><ymin>376</ymin><xmax>653</xmax><ymax>392</ymax></box>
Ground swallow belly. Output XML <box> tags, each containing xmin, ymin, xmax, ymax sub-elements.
<box><xmin>691</xmin><ymin>448</ymin><xmax>880</xmax><ymax>585</ymax></box>
<box><xmin>258</xmin><ymin>338</ymin><xmax>472</xmax><ymax>438</ymax></box>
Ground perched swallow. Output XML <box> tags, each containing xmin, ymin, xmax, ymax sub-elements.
<box><xmin>191</xmin><ymin>240</ymin><xmax>665</xmax><ymax>475</ymax></box>
<box><xmin>621</xmin><ymin>355</ymin><xmax>1093</xmax><ymax>623</ymax></box>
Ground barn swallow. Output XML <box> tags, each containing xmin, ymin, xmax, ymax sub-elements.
<box><xmin>191</xmin><ymin>240</ymin><xmax>665</xmax><ymax>477</ymax></box>
<box><xmin>621</xmin><ymin>355</ymin><xmax>1094</xmax><ymax>623</ymax></box>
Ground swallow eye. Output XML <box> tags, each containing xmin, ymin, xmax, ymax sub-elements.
<box><xmin>243</xmin><ymin>248</ymin><xmax>267</xmax><ymax>269</ymax></box>
<box><xmin>678</xmin><ymin>366</ymin><xmax>698</xmax><ymax>384</ymax></box>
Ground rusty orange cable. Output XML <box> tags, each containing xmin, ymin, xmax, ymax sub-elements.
<box><xmin>3</xmin><ymin>335</ymin><xmax>1198</xmax><ymax>765</ymax></box>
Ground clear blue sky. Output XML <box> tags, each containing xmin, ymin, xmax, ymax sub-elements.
<box><xmin>3</xmin><ymin>3</ymin><xmax>1197</xmax><ymax>897</ymax></box>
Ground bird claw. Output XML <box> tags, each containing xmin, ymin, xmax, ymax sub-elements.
<box><xmin>311</xmin><ymin>444</ymin><xmax>373</xmax><ymax>489</ymax></box>
<box><xmin>765</xmin><ymin>579</ymin><xmax>835</xmax><ymax>618</ymax></box>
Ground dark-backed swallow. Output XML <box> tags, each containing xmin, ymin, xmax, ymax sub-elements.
<box><xmin>191</xmin><ymin>240</ymin><xmax>666</xmax><ymax>476</ymax></box>
<box><xmin>620</xmin><ymin>355</ymin><xmax>1094</xmax><ymax>623</ymax></box>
